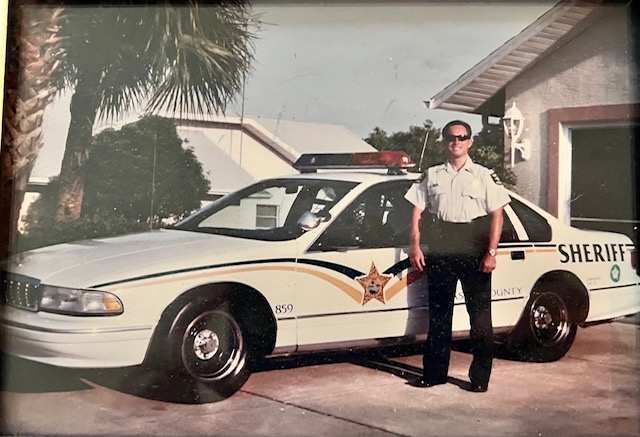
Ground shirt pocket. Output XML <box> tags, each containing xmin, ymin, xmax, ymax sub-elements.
<box><xmin>462</xmin><ymin>181</ymin><xmax>485</xmax><ymax>200</ymax></box>
<box><xmin>427</xmin><ymin>183</ymin><xmax>445</xmax><ymax>197</ymax></box>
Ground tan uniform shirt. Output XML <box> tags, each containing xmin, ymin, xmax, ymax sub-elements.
<box><xmin>404</xmin><ymin>159</ymin><xmax>510</xmax><ymax>223</ymax></box>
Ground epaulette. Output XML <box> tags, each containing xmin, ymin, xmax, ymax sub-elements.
<box><xmin>489</xmin><ymin>169</ymin><xmax>502</xmax><ymax>185</ymax></box>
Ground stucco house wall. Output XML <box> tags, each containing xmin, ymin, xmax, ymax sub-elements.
<box><xmin>504</xmin><ymin>3</ymin><xmax>636</xmax><ymax>208</ymax></box>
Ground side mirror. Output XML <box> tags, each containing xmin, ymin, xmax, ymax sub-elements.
<box><xmin>298</xmin><ymin>211</ymin><xmax>331</xmax><ymax>231</ymax></box>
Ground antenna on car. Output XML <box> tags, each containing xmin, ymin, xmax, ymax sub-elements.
<box><xmin>418</xmin><ymin>131</ymin><xmax>429</xmax><ymax>172</ymax></box>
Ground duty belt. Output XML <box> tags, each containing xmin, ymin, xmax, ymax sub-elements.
<box><xmin>422</xmin><ymin>214</ymin><xmax>491</xmax><ymax>254</ymax></box>
<box><xmin>422</xmin><ymin>214</ymin><xmax>488</xmax><ymax>227</ymax></box>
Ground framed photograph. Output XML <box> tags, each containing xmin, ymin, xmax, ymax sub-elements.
<box><xmin>1</xmin><ymin>1</ymin><xmax>639</xmax><ymax>436</ymax></box>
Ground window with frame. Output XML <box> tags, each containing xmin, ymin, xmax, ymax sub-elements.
<box><xmin>500</xmin><ymin>209</ymin><xmax>518</xmax><ymax>243</ymax></box>
<box><xmin>509</xmin><ymin>197</ymin><xmax>552</xmax><ymax>242</ymax></box>
<box><xmin>175</xmin><ymin>178</ymin><xmax>357</xmax><ymax>241</ymax></box>
<box><xmin>256</xmin><ymin>204</ymin><xmax>278</xmax><ymax>229</ymax></box>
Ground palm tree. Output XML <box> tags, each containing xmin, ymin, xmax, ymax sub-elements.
<box><xmin>55</xmin><ymin>2</ymin><xmax>259</xmax><ymax>220</ymax></box>
<box><xmin>1</xmin><ymin>1</ymin><xmax>258</xmax><ymax>257</ymax></box>
<box><xmin>1</xmin><ymin>3</ymin><xmax>64</xmax><ymax>258</ymax></box>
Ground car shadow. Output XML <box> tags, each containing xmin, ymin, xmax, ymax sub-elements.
<box><xmin>347</xmin><ymin>349</ymin><xmax>478</xmax><ymax>391</ymax></box>
<box><xmin>1</xmin><ymin>353</ymin><xmax>92</xmax><ymax>394</ymax></box>
<box><xmin>350</xmin><ymin>351</ymin><xmax>421</xmax><ymax>380</ymax></box>
<box><xmin>452</xmin><ymin>338</ymin><xmax>516</xmax><ymax>361</ymax></box>
<box><xmin>349</xmin><ymin>340</ymin><xmax>514</xmax><ymax>392</ymax></box>
<box><xmin>81</xmin><ymin>366</ymin><xmax>239</xmax><ymax>404</ymax></box>
<box><xmin>84</xmin><ymin>352</ymin><xmax>395</xmax><ymax>404</ymax></box>
<box><xmin>0</xmin><ymin>351</ymin><xmax>374</xmax><ymax>405</ymax></box>
<box><xmin>0</xmin><ymin>353</ymin><xmax>234</xmax><ymax>405</ymax></box>
<box><xmin>1</xmin><ymin>341</ymin><xmax>510</xmax><ymax>403</ymax></box>
<box><xmin>253</xmin><ymin>349</ymin><xmax>374</xmax><ymax>372</ymax></box>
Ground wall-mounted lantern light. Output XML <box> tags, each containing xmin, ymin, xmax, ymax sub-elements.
<box><xmin>503</xmin><ymin>102</ymin><xmax>531</xmax><ymax>167</ymax></box>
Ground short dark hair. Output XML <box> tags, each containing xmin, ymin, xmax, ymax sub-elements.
<box><xmin>442</xmin><ymin>120</ymin><xmax>472</xmax><ymax>137</ymax></box>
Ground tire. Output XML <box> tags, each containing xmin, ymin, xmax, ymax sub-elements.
<box><xmin>167</xmin><ymin>298</ymin><xmax>252</xmax><ymax>401</ymax></box>
<box><xmin>506</xmin><ymin>290</ymin><xmax>577</xmax><ymax>362</ymax></box>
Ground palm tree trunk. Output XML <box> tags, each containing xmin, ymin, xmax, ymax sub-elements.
<box><xmin>0</xmin><ymin>159</ymin><xmax>34</xmax><ymax>258</ymax></box>
<box><xmin>56</xmin><ymin>70</ymin><xmax>100</xmax><ymax>221</ymax></box>
<box><xmin>1</xmin><ymin>4</ymin><xmax>63</xmax><ymax>258</ymax></box>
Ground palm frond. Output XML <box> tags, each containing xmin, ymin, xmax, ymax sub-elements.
<box><xmin>56</xmin><ymin>2</ymin><xmax>259</xmax><ymax>121</ymax></box>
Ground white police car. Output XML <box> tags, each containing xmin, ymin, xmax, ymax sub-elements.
<box><xmin>2</xmin><ymin>152</ymin><xmax>639</xmax><ymax>400</ymax></box>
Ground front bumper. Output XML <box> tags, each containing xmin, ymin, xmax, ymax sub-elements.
<box><xmin>1</xmin><ymin>306</ymin><xmax>153</xmax><ymax>368</ymax></box>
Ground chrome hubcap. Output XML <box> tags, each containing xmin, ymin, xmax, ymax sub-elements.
<box><xmin>182</xmin><ymin>309</ymin><xmax>244</xmax><ymax>381</ymax></box>
<box><xmin>533</xmin><ymin>305</ymin><xmax>554</xmax><ymax>330</ymax></box>
<box><xmin>193</xmin><ymin>329</ymin><xmax>220</xmax><ymax>360</ymax></box>
<box><xmin>530</xmin><ymin>292</ymin><xmax>569</xmax><ymax>346</ymax></box>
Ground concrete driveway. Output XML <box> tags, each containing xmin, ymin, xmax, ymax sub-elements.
<box><xmin>1</xmin><ymin>319</ymin><xmax>639</xmax><ymax>437</ymax></box>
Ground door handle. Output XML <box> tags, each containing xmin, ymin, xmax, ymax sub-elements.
<box><xmin>511</xmin><ymin>250</ymin><xmax>525</xmax><ymax>260</ymax></box>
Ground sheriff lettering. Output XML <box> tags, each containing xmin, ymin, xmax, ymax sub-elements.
<box><xmin>558</xmin><ymin>243</ymin><xmax>627</xmax><ymax>264</ymax></box>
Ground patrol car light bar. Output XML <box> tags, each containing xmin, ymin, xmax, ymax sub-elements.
<box><xmin>293</xmin><ymin>151</ymin><xmax>415</xmax><ymax>173</ymax></box>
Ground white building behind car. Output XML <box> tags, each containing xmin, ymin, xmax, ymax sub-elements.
<box><xmin>20</xmin><ymin>115</ymin><xmax>376</xmax><ymax>230</ymax></box>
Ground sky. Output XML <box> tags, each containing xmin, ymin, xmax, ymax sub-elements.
<box><xmin>232</xmin><ymin>2</ymin><xmax>556</xmax><ymax>136</ymax></box>
<box><xmin>36</xmin><ymin>2</ymin><xmax>555</xmax><ymax>180</ymax></box>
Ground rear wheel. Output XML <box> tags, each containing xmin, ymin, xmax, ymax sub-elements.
<box><xmin>506</xmin><ymin>290</ymin><xmax>577</xmax><ymax>362</ymax></box>
<box><xmin>168</xmin><ymin>299</ymin><xmax>252</xmax><ymax>401</ymax></box>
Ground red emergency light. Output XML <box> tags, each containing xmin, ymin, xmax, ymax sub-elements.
<box><xmin>293</xmin><ymin>151</ymin><xmax>415</xmax><ymax>174</ymax></box>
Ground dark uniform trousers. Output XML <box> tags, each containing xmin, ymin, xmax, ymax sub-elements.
<box><xmin>423</xmin><ymin>217</ymin><xmax>493</xmax><ymax>387</ymax></box>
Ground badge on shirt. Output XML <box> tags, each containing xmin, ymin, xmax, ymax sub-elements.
<box><xmin>489</xmin><ymin>170</ymin><xmax>502</xmax><ymax>185</ymax></box>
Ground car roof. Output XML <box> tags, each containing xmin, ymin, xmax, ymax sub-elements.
<box><xmin>276</xmin><ymin>170</ymin><xmax>419</xmax><ymax>184</ymax></box>
<box><xmin>278</xmin><ymin>169</ymin><xmax>562</xmax><ymax>224</ymax></box>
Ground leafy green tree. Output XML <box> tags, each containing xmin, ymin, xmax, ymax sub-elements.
<box><xmin>469</xmin><ymin>123</ymin><xmax>516</xmax><ymax>188</ymax></box>
<box><xmin>21</xmin><ymin>116</ymin><xmax>210</xmax><ymax>251</ymax></box>
<box><xmin>365</xmin><ymin>120</ymin><xmax>516</xmax><ymax>189</ymax></box>
<box><xmin>83</xmin><ymin>116</ymin><xmax>210</xmax><ymax>221</ymax></box>
<box><xmin>365</xmin><ymin>121</ymin><xmax>443</xmax><ymax>172</ymax></box>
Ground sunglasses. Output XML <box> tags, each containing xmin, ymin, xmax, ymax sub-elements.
<box><xmin>443</xmin><ymin>134</ymin><xmax>471</xmax><ymax>142</ymax></box>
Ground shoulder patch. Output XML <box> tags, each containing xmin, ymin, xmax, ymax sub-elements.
<box><xmin>489</xmin><ymin>170</ymin><xmax>502</xmax><ymax>185</ymax></box>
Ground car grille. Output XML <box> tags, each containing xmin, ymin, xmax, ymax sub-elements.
<box><xmin>1</xmin><ymin>271</ymin><xmax>41</xmax><ymax>311</ymax></box>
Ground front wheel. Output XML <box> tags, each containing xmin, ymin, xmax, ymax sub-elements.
<box><xmin>506</xmin><ymin>290</ymin><xmax>577</xmax><ymax>362</ymax></box>
<box><xmin>168</xmin><ymin>299</ymin><xmax>252</xmax><ymax>401</ymax></box>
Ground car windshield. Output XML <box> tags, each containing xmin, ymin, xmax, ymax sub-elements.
<box><xmin>174</xmin><ymin>178</ymin><xmax>358</xmax><ymax>241</ymax></box>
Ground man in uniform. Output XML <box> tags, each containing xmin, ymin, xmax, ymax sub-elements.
<box><xmin>404</xmin><ymin>120</ymin><xmax>510</xmax><ymax>392</ymax></box>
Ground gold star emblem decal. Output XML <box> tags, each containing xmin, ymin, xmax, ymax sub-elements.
<box><xmin>356</xmin><ymin>262</ymin><xmax>392</xmax><ymax>305</ymax></box>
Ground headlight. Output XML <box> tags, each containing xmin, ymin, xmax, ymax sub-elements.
<box><xmin>39</xmin><ymin>285</ymin><xmax>123</xmax><ymax>316</ymax></box>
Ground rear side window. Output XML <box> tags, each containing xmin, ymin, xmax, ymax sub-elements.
<box><xmin>509</xmin><ymin>197</ymin><xmax>552</xmax><ymax>242</ymax></box>
<box><xmin>500</xmin><ymin>211</ymin><xmax>518</xmax><ymax>243</ymax></box>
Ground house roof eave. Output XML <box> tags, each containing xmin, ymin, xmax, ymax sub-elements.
<box><xmin>428</xmin><ymin>0</ymin><xmax>603</xmax><ymax>115</ymax></box>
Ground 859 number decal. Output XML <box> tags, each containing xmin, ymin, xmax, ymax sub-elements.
<box><xmin>274</xmin><ymin>304</ymin><xmax>294</xmax><ymax>314</ymax></box>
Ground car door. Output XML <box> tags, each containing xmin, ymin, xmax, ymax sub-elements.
<box><xmin>294</xmin><ymin>180</ymin><xmax>429</xmax><ymax>350</ymax></box>
<box><xmin>451</xmin><ymin>196</ymin><xmax>551</xmax><ymax>332</ymax></box>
